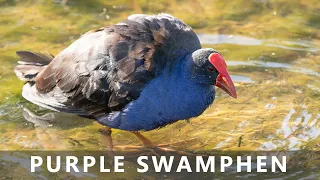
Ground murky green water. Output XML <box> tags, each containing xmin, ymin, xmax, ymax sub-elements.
<box><xmin>0</xmin><ymin>0</ymin><xmax>319</xmax><ymax>179</ymax></box>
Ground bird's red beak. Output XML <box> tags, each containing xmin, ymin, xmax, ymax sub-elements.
<box><xmin>209</xmin><ymin>53</ymin><xmax>237</xmax><ymax>99</ymax></box>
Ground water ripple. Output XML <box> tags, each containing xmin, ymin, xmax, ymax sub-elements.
<box><xmin>227</xmin><ymin>60</ymin><xmax>320</xmax><ymax>77</ymax></box>
<box><xmin>260</xmin><ymin>106</ymin><xmax>320</xmax><ymax>150</ymax></box>
<box><xmin>198</xmin><ymin>34</ymin><xmax>319</xmax><ymax>52</ymax></box>
<box><xmin>230</xmin><ymin>75</ymin><xmax>255</xmax><ymax>83</ymax></box>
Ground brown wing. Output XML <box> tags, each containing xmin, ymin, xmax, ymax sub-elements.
<box><xmin>28</xmin><ymin>13</ymin><xmax>200</xmax><ymax>118</ymax></box>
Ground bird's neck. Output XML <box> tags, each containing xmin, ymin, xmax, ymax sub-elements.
<box><xmin>127</xmin><ymin>59</ymin><xmax>215</xmax><ymax>130</ymax></box>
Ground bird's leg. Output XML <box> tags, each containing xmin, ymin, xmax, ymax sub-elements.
<box><xmin>130</xmin><ymin>131</ymin><xmax>170</xmax><ymax>156</ymax></box>
<box><xmin>114</xmin><ymin>131</ymin><xmax>155</xmax><ymax>150</ymax></box>
<box><xmin>99</xmin><ymin>127</ymin><xmax>114</xmax><ymax>151</ymax></box>
<box><xmin>132</xmin><ymin>131</ymin><xmax>198</xmax><ymax>149</ymax></box>
<box><xmin>131</xmin><ymin>131</ymin><xmax>154</xmax><ymax>148</ymax></box>
<box><xmin>115</xmin><ymin>131</ymin><xmax>194</xmax><ymax>156</ymax></box>
<box><xmin>99</xmin><ymin>127</ymin><xmax>117</xmax><ymax>169</ymax></box>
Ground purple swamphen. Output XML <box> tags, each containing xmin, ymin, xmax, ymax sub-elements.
<box><xmin>14</xmin><ymin>14</ymin><xmax>237</xmax><ymax>150</ymax></box>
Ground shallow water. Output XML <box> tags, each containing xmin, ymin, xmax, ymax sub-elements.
<box><xmin>0</xmin><ymin>0</ymin><xmax>319</xmax><ymax>179</ymax></box>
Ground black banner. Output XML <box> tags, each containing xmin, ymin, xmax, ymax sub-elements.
<box><xmin>0</xmin><ymin>150</ymin><xmax>319</xmax><ymax>179</ymax></box>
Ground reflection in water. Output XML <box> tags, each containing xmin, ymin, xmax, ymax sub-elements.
<box><xmin>264</xmin><ymin>104</ymin><xmax>276</xmax><ymax>109</ymax></box>
<box><xmin>227</xmin><ymin>60</ymin><xmax>320</xmax><ymax>77</ymax></box>
<box><xmin>198</xmin><ymin>34</ymin><xmax>319</xmax><ymax>52</ymax></box>
<box><xmin>22</xmin><ymin>109</ymin><xmax>65</xmax><ymax>149</ymax></box>
<box><xmin>198</xmin><ymin>34</ymin><xmax>262</xmax><ymax>46</ymax></box>
<box><xmin>230</xmin><ymin>75</ymin><xmax>255</xmax><ymax>83</ymax></box>
<box><xmin>215</xmin><ymin>137</ymin><xmax>232</xmax><ymax>149</ymax></box>
<box><xmin>307</xmin><ymin>84</ymin><xmax>320</xmax><ymax>93</ymax></box>
<box><xmin>1</xmin><ymin>154</ymin><xmax>48</xmax><ymax>180</ymax></box>
<box><xmin>215</xmin><ymin>120</ymin><xmax>250</xmax><ymax>149</ymax></box>
<box><xmin>260</xmin><ymin>106</ymin><xmax>320</xmax><ymax>151</ymax></box>
<box><xmin>1</xmin><ymin>153</ymin><xmax>98</xmax><ymax>179</ymax></box>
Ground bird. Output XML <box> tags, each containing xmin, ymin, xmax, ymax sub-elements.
<box><xmin>14</xmin><ymin>13</ymin><xmax>237</xmax><ymax>151</ymax></box>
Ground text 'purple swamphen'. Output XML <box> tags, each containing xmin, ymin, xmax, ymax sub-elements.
<box><xmin>14</xmin><ymin>13</ymin><xmax>237</xmax><ymax>151</ymax></box>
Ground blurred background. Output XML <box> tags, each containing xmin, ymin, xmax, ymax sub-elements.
<box><xmin>0</xmin><ymin>0</ymin><xmax>319</xmax><ymax>152</ymax></box>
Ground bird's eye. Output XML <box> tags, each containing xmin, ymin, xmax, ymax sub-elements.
<box><xmin>207</xmin><ymin>67</ymin><xmax>215</xmax><ymax>72</ymax></box>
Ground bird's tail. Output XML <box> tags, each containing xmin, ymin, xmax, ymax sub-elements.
<box><xmin>14</xmin><ymin>51</ymin><xmax>54</xmax><ymax>82</ymax></box>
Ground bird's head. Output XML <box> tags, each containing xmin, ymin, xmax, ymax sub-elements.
<box><xmin>187</xmin><ymin>48</ymin><xmax>237</xmax><ymax>98</ymax></box>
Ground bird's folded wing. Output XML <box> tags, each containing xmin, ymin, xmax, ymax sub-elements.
<box><xmin>30</xmin><ymin>13</ymin><xmax>200</xmax><ymax>118</ymax></box>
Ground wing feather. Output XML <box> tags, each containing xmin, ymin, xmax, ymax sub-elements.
<box><xmin>26</xmin><ymin>13</ymin><xmax>200</xmax><ymax>118</ymax></box>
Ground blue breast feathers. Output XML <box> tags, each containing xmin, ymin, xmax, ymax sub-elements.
<box><xmin>98</xmin><ymin>60</ymin><xmax>215</xmax><ymax>131</ymax></box>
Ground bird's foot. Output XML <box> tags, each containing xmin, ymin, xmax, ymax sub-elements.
<box><xmin>114</xmin><ymin>132</ymin><xmax>195</xmax><ymax>156</ymax></box>
<box><xmin>157</xmin><ymin>137</ymin><xmax>198</xmax><ymax>148</ymax></box>
<box><xmin>99</xmin><ymin>130</ymin><xmax>196</xmax><ymax>156</ymax></box>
